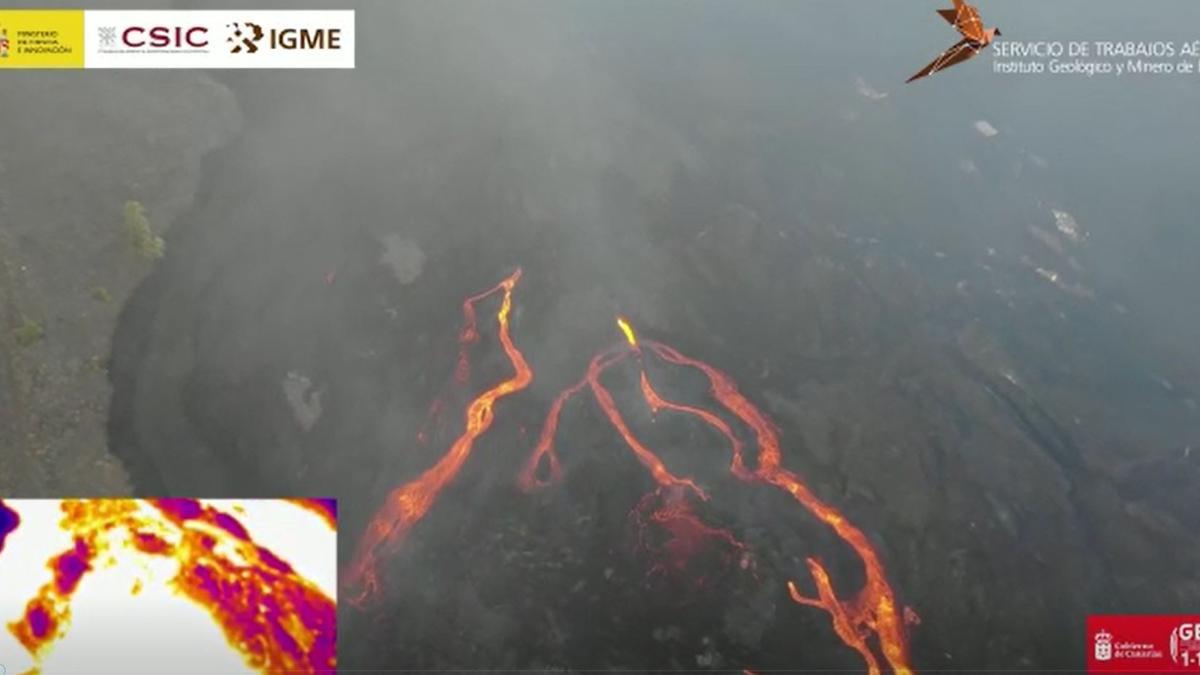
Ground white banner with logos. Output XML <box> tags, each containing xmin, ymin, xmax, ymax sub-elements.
<box><xmin>83</xmin><ymin>10</ymin><xmax>354</xmax><ymax>69</ymax></box>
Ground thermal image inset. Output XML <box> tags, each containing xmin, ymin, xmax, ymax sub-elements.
<box><xmin>0</xmin><ymin>498</ymin><xmax>337</xmax><ymax>675</ymax></box>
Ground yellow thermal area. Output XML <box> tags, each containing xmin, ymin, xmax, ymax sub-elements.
<box><xmin>616</xmin><ymin>316</ymin><xmax>638</xmax><ymax>347</ymax></box>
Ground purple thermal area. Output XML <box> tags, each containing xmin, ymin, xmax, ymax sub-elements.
<box><xmin>310</xmin><ymin>628</ymin><xmax>336</xmax><ymax>667</ymax></box>
<box><xmin>212</xmin><ymin>512</ymin><xmax>250</xmax><ymax>541</ymax></box>
<box><xmin>0</xmin><ymin>499</ymin><xmax>19</xmax><ymax>554</ymax></box>
<box><xmin>280</xmin><ymin>584</ymin><xmax>337</xmax><ymax>668</ymax></box>
<box><xmin>267</xmin><ymin>601</ymin><xmax>302</xmax><ymax>657</ymax></box>
<box><xmin>181</xmin><ymin>555</ymin><xmax>335</xmax><ymax>670</ymax></box>
<box><xmin>257</xmin><ymin>545</ymin><xmax>294</xmax><ymax>575</ymax></box>
<box><xmin>153</xmin><ymin>498</ymin><xmax>203</xmax><ymax>521</ymax></box>
<box><xmin>53</xmin><ymin>538</ymin><xmax>92</xmax><ymax>595</ymax></box>
<box><xmin>192</xmin><ymin>563</ymin><xmax>224</xmax><ymax>601</ymax></box>
<box><xmin>27</xmin><ymin>605</ymin><xmax>50</xmax><ymax>638</ymax></box>
<box><xmin>314</xmin><ymin>499</ymin><xmax>336</xmax><ymax>521</ymax></box>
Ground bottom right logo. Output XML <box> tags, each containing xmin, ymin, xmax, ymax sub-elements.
<box><xmin>1088</xmin><ymin>615</ymin><xmax>1200</xmax><ymax>672</ymax></box>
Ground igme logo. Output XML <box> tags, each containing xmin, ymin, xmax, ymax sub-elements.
<box><xmin>226</xmin><ymin>21</ymin><xmax>263</xmax><ymax>53</ymax></box>
<box><xmin>267</xmin><ymin>26</ymin><xmax>342</xmax><ymax>50</ymax></box>
<box><xmin>227</xmin><ymin>21</ymin><xmax>342</xmax><ymax>53</ymax></box>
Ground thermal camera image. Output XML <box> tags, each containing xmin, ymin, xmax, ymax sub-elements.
<box><xmin>0</xmin><ymin>499</ymin><xmax>336</xmax><ymax>675</ymax></box>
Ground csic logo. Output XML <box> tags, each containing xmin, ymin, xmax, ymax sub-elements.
<box><xmin>1094</xmin><ymin>629</ymin><xmax>1112</xmax><ymax>661</ymax></box>
<box><xmin>113</xmin><ymin>25</ymin><xmax>208</xmax><ymax>50</ymax></box>
<box><xmin>1170</xmin><ymin>622</ymin><xmax>1200</xmax><ymax>667</ymax></box>
<box><xmin>226</xmin><ymin>21</ymin><xmax>263</xmax><ymax>54</ymax></box>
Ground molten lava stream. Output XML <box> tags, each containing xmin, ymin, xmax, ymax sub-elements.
<box><xmin>586</xmin><ymin>356</ymin><xmax>709</xmax><ymax>501</ymax></box>
<box><xmin>643</xmin><ymin>339</ymin><xmax>916</xmax><ymax>675</ymax></box>
<box><xmin>519</xmin><ymin>316</ymin><xmax>705</xmax><ymax>500</ymax></box>
<box><xmin>345</xmin><ymin>268</ymin><xmax>915</xmax><ymax>673</ymax></box>
<box><xmin>516</xmin><ymin>344</ymin><xmax>706</xmax><ymax>499</ymax></box>
<box><xmin>345</xmin><ymin>268</ymin><xmax>533</xmax><ymax>607</ymax></box>
<box><xmin>521</xmin><ymin>314</ymin><xmax>916</xmax><ymax>675</ymax></box>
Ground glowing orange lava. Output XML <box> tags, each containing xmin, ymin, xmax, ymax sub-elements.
<box><xmin>616</xmin><ymin>315</ymin><xmax>638</xmax><ymax>349</ymax></box>
<box><xmin>348</xmin><ymin>271</ymin><xmax>917</xmax><ymax>674</ymax></box>
<box><xmin>345</xmin><ymin>268</ymin><xmax>533</xmax><ymax>607</ymax></box>
<box><xmin>523</xmin><ymin>318</ymin><xmax>917</xmax><ymax>674</ymax></box>
<box><xmin>631</xmin><ymin>487</ymin><xmax>750</xmax><ymax>588</ymax></box>
<box><xmin>586</xmin><ymin>352</ymin><xmax>708</xmax><ymax>501</ymax></box>
<box><xmin>644</xmin><ymin>340</ymin><xmax>915</xmax><ymax>675</ymax></box>
<box><xmin>517</xmin><ymin>347</ymin><xmax>623</xmax><ymax>491</ymax></box>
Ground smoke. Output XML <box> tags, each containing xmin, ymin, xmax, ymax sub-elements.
<box><xmin>172</xmin><ymin>2</ymin><xmax>726</xmax><ymax>393</ymax></box>
<box><xmin>194</xmin><ymin>2</ymin><xmax>697</xmax><ymax>254</ymax></box>
<box><xmin>97</xmin><ymin>0</ymin><xmax>1200</xmax><ymax>669</ymax></box>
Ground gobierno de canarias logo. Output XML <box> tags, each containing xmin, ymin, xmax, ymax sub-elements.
<box><xmin>1088</xmin><ymin>615</ymin><xmax>1200</xmax><ymax>673</ymax></box>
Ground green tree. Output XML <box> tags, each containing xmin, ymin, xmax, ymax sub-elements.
<box><xmin>123</xmin><ymin>200</ymin><xmax>164</xmax><ymax>260</ymax></box>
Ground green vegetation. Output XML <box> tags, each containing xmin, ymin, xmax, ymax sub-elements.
<box><xmin>90</xmin><ymin>286</ymin><xmax>112</xmax><ymax>303</ymax></box>
<box><xmin>13</xmin><ymin>316</ymin><xmax>44</xmax><ymax>347</ymax></box>
<box><xmin>123</xmin><ymin>200</ymin><xmax>165</xmax><ymax>260</ymax></box>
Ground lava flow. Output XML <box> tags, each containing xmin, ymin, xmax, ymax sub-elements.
<box><xmin>348</xmin><ymin>270</ymin><xmax>917</xmax><ymax>674</ymax></box>
<box><xmin>520</xmin><ymin>316</ymin><xmax>917</xmax><ymax>674</ymax></box>
<box><xmin>1</xmin><ymin>498</ymin><xmax>335</xmax><ymax>674</ymax></box>
<box><xmin>345</xmin><ymin>268</ymin><xmax>533</xmax><ymax>606</ymax></box>
<box><xmin>630</xmin><ymin>487</ymin><xmax>751</xmax><ymax>589</ymax></box>
<box><xmin>517</xmin><ymin>322</ymin><xmax>704</xmax><ymax>500</ymax></box>
<box><xmin>645</xmin><ymin>341</ymin><xmax>917</xmax><ymax>675</ymax></box>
